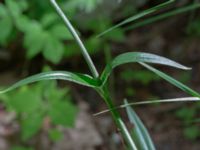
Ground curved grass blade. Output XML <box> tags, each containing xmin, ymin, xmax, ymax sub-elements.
<box><xmin>125</xmin><ymin>3</ymin><xmax>200</xmax><ymax>31</ymax></box>
<box><xmin>124</xmin><ymin>99</ymin><xmax>156</xmax><ymax>150</ymax></box>
<box><xmin>0</xmin><ymin>71</ymin><xmax>100</xmax><ymax>94</ymax></box>
<box><xmin>94</xmin><ymin>97</ymin><xmax>200</xmax><ymax>116</ymax></box>
<box><xmin>97</xmin><ymin>0</ymin><xmax>174</xmax><ymax>37</ymax></box>
<box><xmin>101</xmin><ymin>52</ymin><xmax>191</xmax><ymax>84</ymax></box>
<box><xmin>140</xmin><ymin>62</ymin><xmax>200</xmax><ymax>97</ymax></box>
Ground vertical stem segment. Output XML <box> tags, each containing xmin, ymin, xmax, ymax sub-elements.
<box><xmin>50</xmin><ymin>0</ymin><xmax>99</xmax><ymax>78</ymax></box>
<box><xmin>98</xmin><ymin>87</ymin><xmax>137</xmax><ymax>150</ymax></box>
<box><xmin>50</xmin><ymin>0</ymin><xmax>136</xmax><ymax>149</ymax></box>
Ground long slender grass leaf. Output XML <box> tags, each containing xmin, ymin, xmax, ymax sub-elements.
<box><xmin>0</xmin><ymin>71</ymin><xmax>100</xmax><ymax>93</ymax></box>
<box><xmin>97</xmin><ymin>0</ymin><xmax>174</xmax><ymax>37</ymax></box>
<box><xmin>140</xmin><ymin>62</ymin><xmax>200</xmax><ymax>97</ymax></box>
<box><xmin>94</xmin><ymin>97</ymin><xmax>200</xmax><ymax>116</ymax></box>
<box><xmin>124</xmin><ymin>100</ymin><xmax>156</xmax><ymax>150</ymax></box>
<box><xmin>101</xmin><ymin>52</ymin><xmax>190</xmax><ymax>84</ymax></box>
<box><xmin>125</xmin><ymin>3</ymin><xmax>200</xmax><ymax>31</ymax></box>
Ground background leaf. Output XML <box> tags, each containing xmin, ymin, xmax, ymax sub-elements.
<box><xmin>6</xmin><ymin>86</ymin><xmax>42</xmax><ymax>113</ymax></box>
<box><xmin>43</xmin><ymin>35</ymin><xmax>64</xmax><ymax>64</ymax></box>
<box><xmin>125</xmin><ymin>3</ymin><xmax>200</xmax><ymax>31</ymax></box>
<box><xmin>48</xmin><ymin>129</ymin><xmax>63</xmax><ymax>142</ymax></box>
<box><xmin>24</xmin><ymin>22</ymin><xmax>46</xmax><ymax>58</ymax></box>
<box><xmin>50</xmin><ymin>24</ymin><xmax>73</xmax><ymax>40</ymax></box>
<box><xmin>1</xmin><ymin>79</ymin><xmax>78</xmax><ymax>141</ymax></box>
<box><xmin>48</xmin><ymin>99</ymin><xmax>78</xmax><ymax>127</ymax></box>
<box><xmin>0</xmin><ymin>4</ymin><xmax>13</xmax><ymax>45</ymax></box>
<box><xmin>97</xmin><ymin>0</ymin><xmax>174</xmax><ymax>37</ymax></box>
<box><xmin>21</xmin><ymin>113</ymin><xmax>43</xmax><ymax>141</ymax></box>
<box><xmin>11</xmin><ymin>146</ymin><xmax>34</xmax><ymax>150</ymax></box>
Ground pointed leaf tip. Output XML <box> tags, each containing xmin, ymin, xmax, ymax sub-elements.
<box><xmin>101</xmin><ymin>52</ymin><xmax>190</xmax><ymax>85</ymax></box>
<box><xmin>112</xmin><ymin>52</ymin><xmax>191</xmax><ymax>70</ymax></box>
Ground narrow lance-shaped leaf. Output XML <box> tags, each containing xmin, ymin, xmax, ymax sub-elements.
<box><xmin>140</xmin><ymin>62</ymin><xmax>200</xmax><ymax>97</ymax></box>
<box><xmin>124</xmin><ymin>100</ymin><xmax>156</xmax><ymax>150</ymax></box>
<box><xmin>97</xmin><ymin>0</ymin><xmax>174</xmax><ymax>37</ymax></box>
<box><xmin>125</xmin><ymin>3</ymin><xmax>200</xmax><ymax>31</ymax></box>
<box><xmin>94</xmin><ymin>97</ymin><xmax>200</xmax><ymax>116</ymax></box>
<box><xmin>50</xmin><ymin>0</ymin><xmax>99</xmax><ymax>78</ymax></box>
<box><xmin>101</xmin><ymin>52</ymin><xmax>191</xmax><ymax>84</ymax></box>
<box><xmin>0</xmin><ymin>71</ymin><xmax>100</xmax><ymax>94</ymax></box>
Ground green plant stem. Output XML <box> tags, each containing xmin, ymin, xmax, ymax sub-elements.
<box><xmin>50</xmin><ymin>0</ymin><xmax>99</xmax><ymax>78</ymax></box>
<box><xmin>104</xmin><ymin>45</ymin><xmax>115</xmax><ymax>98</ymax></box>
<box><xmin>50</xmin><ymin>1</ymin><xmax>136</xmax><ymax>149</ymax></box>
<box><xmin>97</xmin><ymin>86</ymin><xmax>137</xmax><ymax>150</ymax></box>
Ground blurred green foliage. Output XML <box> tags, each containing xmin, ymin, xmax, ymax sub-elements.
<box><xmin>174</xmin><ymin>55</ymin><xmax>199</xmax><ymax>140</ymax></box>
<box><xmin>66</xmin><ymin>0</ymin><xmax>103</xmax><ymax>13</ymax></box>
<box><xmin>0</xmin><ymin>79</ymin><xmax>77</xmax><ymax>146</ymax></box>
<box><xmin>120</xmin><ymin>69</ymin><xmax>160</xmax><ymax>97</ymax></box>
<box><xmin>187</xmin><ymin>18</ymin><xmax>200</xmax><ymax>37</ymax></box>
<box><xmin>48</xmin><ymin>128</ymin><xmax>63</xmax><ymax>142</ymax></box>
<box><xmin>121</xmin><ymin>69</ymin><xmax>160</xmax><ymax>86</ymax></box>
<box><xmin>175</xmin><ymin>106</ymin><xmax>199</xmax><ymax>140</ymax></box>
<box><xmin>0</xmin><ymin>0</ymin><xmax>125</xmax><ymax>64</ymax></box>
<box><xmin>11</xmin><ymin>146</ymin><xmax>34</xmax><ymax>150</ymax></box>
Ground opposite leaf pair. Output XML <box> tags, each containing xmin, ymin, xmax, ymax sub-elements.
<box><xmin>0</xmin><ymin>52</ymin><xmax>196</xmax><ymax>97</ymax></box>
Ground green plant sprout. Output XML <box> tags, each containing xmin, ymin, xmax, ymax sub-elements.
<box><xmin>0</xmin><ymin>0</ymin><xmax>200</xmax><ymax>149</ymax></box>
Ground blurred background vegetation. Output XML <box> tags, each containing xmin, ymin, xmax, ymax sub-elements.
<box><xmin>0</xmin><ymin>0</ymin><xmax>200</xmax><ymax>149</ymax></box>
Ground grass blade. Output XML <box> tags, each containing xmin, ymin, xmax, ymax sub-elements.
<box><xmin>124</xmin><ymin>99</ymin><xmax>156</xmax><ymax>150</ymax></box>
<box><xmin>0</xmin><ymin>71</ymin><xmax>100</xmax><ymax>93</ymax></box>
<box><xmin>101</xmin><ymin>52</ymin><xmax>190</xmax><ymax>84</ymax></box>
<box><xmin>125</xmin><ymin>3</ymin><xmax>200</xmax><ymax>31</ymax></box>
<box><xmin>94</xmin><ymin>97</ymin><xmax>200</xmax><ymax>116</ymax></box>
<box><xmin>140</xmin><ymin>62</ymin><xmax>200</xmax><ymax>97</ymax></box>
<box><xmin>97</xmin><ymin>0</ymin><xmax>174</xmax><ymax>37</ymax></box>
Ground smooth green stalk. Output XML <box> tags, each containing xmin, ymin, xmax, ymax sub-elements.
<box><xmin>50</xmin><ymin>0</ymin><xmax>99</xmax><ymax>78</ymax></box>
<box><xmin>104</xmin><ymin>45</ymin><xmax>115</xmax><ymax>98</ymax></box>
<box><xmin>50</xmin><ymin>0</ymin><xmax>136</xmax><ymax>149</ymax></box>
<box><xmin>97</xmin><ymin>86</ymin><xmax>137</xmax><ymax>150</ymax></box>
